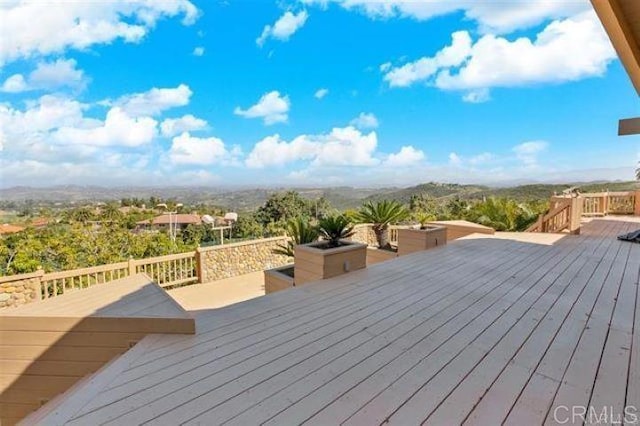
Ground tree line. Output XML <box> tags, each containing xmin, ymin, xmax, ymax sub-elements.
<box><xmin>0</xmin><ymin>191</ymin><xmax>548</xmax><ymax>276</ymax></box>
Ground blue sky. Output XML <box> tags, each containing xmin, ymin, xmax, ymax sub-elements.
<box><xmin>0</xmin><ymin>0</ymin><xmax>638</xmax><ymax>188</ymax></box>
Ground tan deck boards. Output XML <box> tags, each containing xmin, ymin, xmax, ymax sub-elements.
<box><xmin>1</xmin><ymin>274</ymin><xmax>195</xmax><ymax>425</ymax></box>
<box><xmin>29</xmin><ymin>219</ymin><xmax>640</xmax><ymax>425</ymax></box>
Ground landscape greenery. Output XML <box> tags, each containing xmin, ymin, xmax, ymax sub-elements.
<box><xmin>1</xmin><ymin>181</ymin><xmax>636</xmax><ymax>276</ymax></box>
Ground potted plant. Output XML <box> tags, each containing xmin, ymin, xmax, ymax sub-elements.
<box><xmin>294</xmin><ymin>214</ymin><xmax>367</xmax><ymax>285</ymax></box>
<box><xmin>413</xmin><ymin>211</ymin><xmax>436</xmax><ymax>229</ymax></box>
<box><xmin>266</xmin><ymin>218</ymin><xmax>318</xmax><ymax>294</ymax></box>
<box><xmin>357</xmin><ymin>200</ymin><xmax>409</xmax><ymax>250</ymax></box>
<box><xmin>273</xmin><ymin>217</ymin><xmax>319</xmax><ymax>257</ymax></box>
<box><xmin>397</xmin><ymin>211</ymin><xmax>447</xmax><ymax>256</ymax></box>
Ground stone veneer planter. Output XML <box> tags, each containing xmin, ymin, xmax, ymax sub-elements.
<box><xmin>294</xmin><ymin>240</ymin><xmax>367</xmax><ymax>286</ymax></box>
<box><xmin>264</xmin><ymin>264</ymin><xmax>295</xmax><ymax>294</ymax></box>
<box><xmin>397</xmin><ymin>225</ymin><xmax>447</xmax><ymax>256</ymax></box>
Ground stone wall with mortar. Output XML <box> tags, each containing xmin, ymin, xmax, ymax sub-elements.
<box><xmin>198</xmin><ymin>237</ymin><xmax>291</xmax><ymax>283</ymax></box>
<box><xmin>351</xmin><ymin>224</ymin><xmax>378</xmax><ymax>247</ymax></box>
<box><xmin>0</xmin><ymin>270</ymin><xmax>42</xmax><ymax>308</ymax></box>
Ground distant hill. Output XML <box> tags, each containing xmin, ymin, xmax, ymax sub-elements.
<box><xmin>362</xmin><ymin>181</ymin><xmax>639</xmax><ymax>204</ymax></box>
<box><xmin>363</xmin><ymin>182</ymin><xmax>489</xmax><ymax>204</ymax></box>
<box><xmin>1</xmin><ymin>181</ymin><xmax>637</xmax><ymax>211</ymax></box>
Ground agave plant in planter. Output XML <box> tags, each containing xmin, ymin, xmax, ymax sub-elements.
<box><xmin>318</xmin><ymin>215</ymin><xmax>355</xmax><ymax>248</ymax></box>
<box><xmin>413</xmin><ymin>211</ymin><xmax>437</xmax><ymax>229</ymax></box>
<box><xmin>294</xmin><ymin>214</ymin><xmax>366</xmax><ymax>285</ymax></box>
<box><xmin>273</xmin><ymin>217</ymin><xmax>319</xmax><ymax>257</ymax></box>
<box><xmin>358</xmin><ymin>200</ymin><xmax>409</xmax><ymax>249</ymax></box>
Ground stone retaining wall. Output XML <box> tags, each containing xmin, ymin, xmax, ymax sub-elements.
<box><xmin>351</xmin><ymin>224</ymin><xmax>378</xmax><ymax>246</ymax></box>
<box><xmin>198</xmin><ymin>237</ymin><xmax>291</xmax><ymax>283</ymax></box>
<box><xmin>0</xmin><ymin>270</ymin><xmax>42</xmax><ymax>308</ymax></box>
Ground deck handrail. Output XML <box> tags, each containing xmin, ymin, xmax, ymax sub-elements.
<box><xmin>30</xmin><ymin>252</ymin><xmax>199</xmax><ymax>299</ymax></box>
<box><xmin>526</xmin><ymin>199</ymin><xmax>573</xmax><ymax>233</ymax></box>
<box><xmin>580</xmin><ymin>191</ymin><xmax>636</xmax><ymax>216</ymax></box>
<box><xmin>131</xmin><ymin>252</ymin><xmax>198</xmax><ymax>288</ymax></box>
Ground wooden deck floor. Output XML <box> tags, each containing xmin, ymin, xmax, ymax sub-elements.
<box><xmin>32</xmin><ymin>219</ymin><xmax>640</xmax><ymax>425</ymax></box>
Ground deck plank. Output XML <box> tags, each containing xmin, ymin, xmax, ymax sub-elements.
<box><xmin>24</xmin><ymin>218</ymin><xmax>640</xmax><ymax>426</ymax></box>
<box><xmin>71</xmin><ymin>242</ymin><xmax>532</xmax><ymax>424</ymax></box>
<box><xmin>196</xmin><ymin>241</ymin><xmax>558</xmax><ymax>425</ymax></box>
<box><xmin>544</xmin><ymin>222</ymin><xmax>636</xmax><ymax>425</ymax></box>
<box><xmin>424</xmin><ymin>222</ymin><xmax>622</xmax><ymax>425</ymax></box>
<box><xmin>383</xmin><ymin>224</ymin><xmax>615</xmax><ymax>426</ymax></box>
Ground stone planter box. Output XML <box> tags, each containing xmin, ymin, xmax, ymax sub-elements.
<box><xmin>366</xmin><ymin>247</ymin><xmax>398</xmax><ymax>265</ymax></box>
<box><xmin>264</xmin><ymin>264</ymin><xmax>295</xmax><ymax>294</ymax></box>
<box><xmin>294</xmin><ymin>241</ymin><xmax>367</xmax><ymax>286</ymax></box>
<box><xmin>397</xmin><ymin>226</ymin><xmax>447</xmax><ymax>256</ymax></box>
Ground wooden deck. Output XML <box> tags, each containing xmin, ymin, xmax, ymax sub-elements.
<box><xmin>27</xmin><ymin>219</ymin><xmax>640</xmax><ymax>425</ymax></box>
<box><xmin>1</xmin><ymin>274</ymin><xmax>194</xmax><ymax>425</ymax></box>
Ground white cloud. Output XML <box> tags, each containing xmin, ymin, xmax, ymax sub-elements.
<box><xmin>449</xmin><ymin>152</ymin><xmax>462</xmax><ymax>165</ymax></box>
<box><xmin>384</xmin><ymin>146</ymin><xmax>425</xmax><ymax>167</ymax></box>
<box><xmin>234</xmin><ymin>90</ymin><xmax>290</xmax><ymax>125</ymax></box>
<box><xmin>160</xmin><ymin>114</ymin><xmax>208</xmax><ymax>137</ymax></box>
<box><xmin>193</xmin><ymin>46</ymin><xmax>205</xmax><ymax>56</ymax></box>
<box><xmin>314</xmin><ymin>88</ymin><xmax>329</xmax><ymax>99</ymax></box>
<box><xmin>462</xmin><ymin>88</ymin><xmax>491</xmax><ymax>104</ymax></box>
<box><xmin>0</xmin><ymin>95</ymin><xmax>86</xmax><ymax>137</ymax></box>
<box><xmin>1</xmin><ymin>58</ymin><xmax>86</xmax><ymax>93</ymax></box>
<box><xmin>246</xmin><ymin>126</ymin><xmax>378</xmax><ymax>168</ymax></box>
<box><xmin>469</xmin><ymin>152</ymin><xmax>495</xmax><ymax>165</ymax></box>
<box><xmin>54</xmin><ymin>107</ymin><xmax>157</xmax><ymax>147</ymax></box>
<box><xmin>169</xmin><ymin>132</ymin><xmax>238</xmax><ymax>166</ymax></box>
<box><xmin>0</xmin><ymin>95</ymin><xmax>160</xmax><ymax>172</ymax></box>
<box><xmin>111</xmin><ymin>84</ymin><xmax>192</xmax><ymax>116</ymax></box>
<box><xmin>245</xmin><ymin>134</ymin><xmax>317</xmax><ymax>168</ymax></box>
<box><xmin>383</xmin><ymin>11</ymin><xmax>616</xmax><ymax>98</ymax></box>
<box><xmin>384</xmin><ymin>31</ymin><xmax>472</xmax><ymax>88</ymax></box>
<box><xmin>0</xmin><ymin>1</ymin><xmax>199</xmax><ymax>66</ymax></box>
<box><xmin>256</xmin><ymin>10</ymin><xmax>308</xmax><ymax>46</ymax></box>
<box><xmin>350</xmin><ymin>112</ymin><xmax>379</xmax><ymax>129</ymax></box>
<box><xmin>304</xmin><ymin>0</ymin><xmax>589</xmax><ymax>34</ymax></box>
<box><xmin>379</xmin><ymin>62</ymin><xmax>392</xmax><ymax>72</ymax></box>
<box><xmin>1</xmin><ymin>74</ymin><xmax>27</xmax><ymax>93</ymax></box>
<box><xmin>513</xmin><ymin>140</ymin><xmax>548</xmax><ymax>166</ymax></box>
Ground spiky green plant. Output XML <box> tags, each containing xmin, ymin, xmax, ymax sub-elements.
<box><xmin>413</xmin><ymin>211</ymin><xmax>436</xmax><ymax>228</ymax></box>
<box><xmin>318</xmin><ymin>215</ymin><xmax>355</xmax><ymax>248</ymax></box>
<box><xmin>273</xmin><ymin>217</ymin><xmax>319</xmax><ymax>257</ymax></box>
<box><xmin>357</xmin><ymin>200</ymin><xmax>409</xmax><ymax>248</ymax></box>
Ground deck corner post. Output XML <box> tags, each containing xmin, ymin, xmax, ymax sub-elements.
<box><xmin>34</xmin><ymin>268</ymin><xmax>44</xmax><ymax>301</ymax></box>
<box><xmin>195</xmin><ymin>247</ymin><xmax>204</xmax><ymax>284</ymax></box>
<box><xmin>128</xmin><ymin>257</ymin><xmax>136</xmax><ymax>276</ymax></box>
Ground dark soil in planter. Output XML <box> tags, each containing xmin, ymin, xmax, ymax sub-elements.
<box><xmin>280</xmin><ymin>266</ymin><xmax>295</xmax><ymax>278</ymax></box>
<box><xmin>311</xmin><ymin>241</ymin><xmax>354</xmax><ymax>250</ymax></box>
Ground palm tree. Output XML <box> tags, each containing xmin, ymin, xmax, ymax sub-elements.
<box><xmin>470</xmin><ymin>197</ymin><xmax>537</xmax><ymax>231</ymax></box>
<box><xmin>318</xmin><ymin>215</ymin><xmax>355</xmax><ymax>248</ymax></box>
<box><xmin>636</xmin><ymin>161</ymin><xmax>640</xmax><ymax>180</ymax></box>
<box><xmin>273</xmin><ymin>217</ymin><xmax>319</xmax><ymax>257</ymax></box>
<box><xmin>101</xmin><ymin>203</ymin><xmax>123</xmax><ymax>223</ymax></box>
<box><xmin>357</xmin><ymin>200</ymin><xmax>409</xmax><ymax>249</ymax></box>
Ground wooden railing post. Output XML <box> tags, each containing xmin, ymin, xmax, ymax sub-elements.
<box><xmin>569</xmin><ymin>196</ymin><xmax>582</xmax><ymax>235</ymax></box>
<box><xmin>195</xmin><ymin>247</ymin><xmax>204</xmax><ymax>284</ymax></box>
<box><xmin>635</xmin><ymin>190</ymin><xmax>640</xmax><ymax>216</ymax></box>
<box><xmin>34</xmin><ymin>268</ymin><xmax>44</xmax><ymax>301</ymax></box>
<box><xmin>128</xmin><ymin>257</ymin><xmax>136</xmax><ymax>276</ymax></box>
